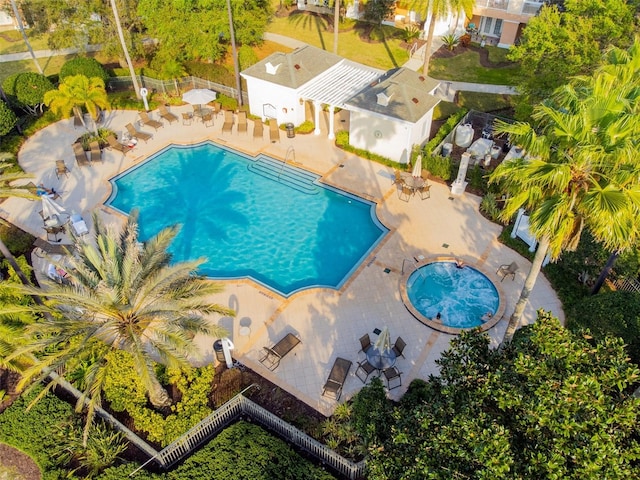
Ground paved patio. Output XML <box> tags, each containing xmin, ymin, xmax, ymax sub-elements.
<box><xmin>2</xmin><ymin>105</ymin><xmax>563</xmax><ymax>416</ymax></box>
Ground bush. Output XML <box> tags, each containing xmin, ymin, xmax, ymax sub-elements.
<box><xmin>184</xmin><ymin>61</ymin><xmax>235</xmax><ymax>86</ymax></box>
<box><xmin>441</xmin><ymin>33</ymin><xmax>460</xmax><ymax>50</ymax></box>
<box><xmin>423</xmin><ymin>108</ymin><xmax>468</xmax><ymax>155</ymax></box>
<box><xmin>216</xmin><ymin>94</ymin><xmax>238</xmax><ymax>112</ymax></box>
<box><xmin>479</xmin><ymin>192</ymin><xmax>503</xmax><ymax>223</ymax></box>
<box><xmin>295</xmin><ymin>120</ymin><xmax>315</xmax><ymax>134</ymax></box>
<box><xmin>0</xmin><ymin>220</ymin><xmax>35</xmax><ymax>257</ymax></box>
<box><xmin>0</xmin><ymin>100</ymin><xmax>17</xmax><ymax>136</ymax></box>
<box><xmin>424</xmin><ymin>154</ymin><xmax>452</xmax><ymax>181</ymax></box>
<box><xmin>350</xmin><ymin>378</ymin><xmax>393</xmax><ymax>447</ymax></box>
<box><xmin>60</xmin><ymin>57</ymin><xmax>110</xmax><ymax>83</ymax></box>
<box><xmin>238</xmin><ymin>45</ymin><xmax>259</xmax><ymax>71</ymax></box>
<box><xmin>77</xmin><ymin>128</ymin><xmax>116</xmax><ymax>150</ymax></box>
<box><xmin>466</xmin><ymin>164</ymin><xmax>488</xmax><ymax>193</ymax></box>
<box><xmin>334</xmin><ymin>131</ymin><xmax>404</xmax><ymax>169</ymax></box>
<box><xmin>459</xmin><ymin>33</ymin><xmax>471</xmax><ymax>47</ymax></box>
<box><xmin>569</xmin><ymin>291</ymin><xmax>640</xmax><ymax>365</ymax></box>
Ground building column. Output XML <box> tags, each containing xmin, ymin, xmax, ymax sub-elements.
<box><xmin>327</xmin><ymin>105</ymin><xmax>335</xmax><ymax>140</ymax></box>
<box><xmin>314</xmin><ymin>101</ymin><xmax>321</xmax><ymax>135</ymax></box>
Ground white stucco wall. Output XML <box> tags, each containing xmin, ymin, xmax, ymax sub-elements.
<box><xmin>349</xmin><ymin>111</ymin><xmax>413</xmax><ymax>164</ymax></box>
<box><xmin>242</xmin><ymin>77</ymin><xmax>306</xmax><ymax>126</ymax></box>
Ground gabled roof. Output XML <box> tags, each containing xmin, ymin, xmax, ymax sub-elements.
<box><xmin>240</xmin><ymin>45</ymin><xmax>342</xmax><ymax>89</ymax></box>
<box><xmin>344</xmin><ymin>68</ymin><xmax>441</xmax><ymax>123</ymax></box>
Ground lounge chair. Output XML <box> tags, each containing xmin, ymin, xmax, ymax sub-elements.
<box><xmin>269</xmin><ymin>119</ymin><xmax>280</xmax><ymax>143</ymax></box>
<box><xmin>106</xmin><ymin>135</ymin><xmax>132</xmax><ymax>155</ymax></box>
<box><xmin>55</xmin><ymin>160</ymin><xmax>70</xmax><ymax>179</ymax></box>
<box><xmin>158</xmin><ymin>105</ymin><xmax>178</xmax><ymax>124</ymax></box>
<box><xmin>497</xmin><ymin>261</ymin><xmax>519</xmax><ymax>282</ymax></box>
<box><xmin>237</xmin><ymin>111</ymin><xmax>247</xmax><ymax>134</ymax></box>
<box><xmin>126</xmin><ymin>123</ymin><xmax>152</xmax><ymax>143</ymax></box>
<box><xmin>359</xmin><ymin>334</ymin><xmax>372</xmax><ymax>354</ymax></box>
<box><xmin>139</xmin><ymin>111</ymin><xmax>163</xmax><ymax>130</ymax></box>
<box><xmin>259</xmin><ymin>332</ymin><xmax>301</xmax><ymax>371</ymax></box>
<box><xmin>89</xmin><ymin>141</ymin><xmax>102</xmax><ymax>163</ymax></box>
<box><xmin>355</xmin><ymin>359</ymin><xmax>377</xmax><ymax>383</ymax></box>
<box><xmin>222</xmin><ymin>110</ymin><xmax>234</xmax><ymax>133</ymax></box>
<box><xmin>72</xmin><ymin>143</ymin><xmax>90</xmax><ymax>167</ymax></box>
<box><xmin>70</xmin><ymin>213</ymin><xmax>89</xmax><ymax>237</ymax></box>
<box><xmin>392</xmin><ymin>337</ymin><xmax>407</xmax><ymax>359</ymax></box>
<box><xmin>253</xmin><ymin>118</ymin><xmax>264</xmax><ymax>139</ymax></box>
<box><xmin>322</xmin><ymin>357</ymin><xmax>352</xmax><ymax>401</ymax></box>
<box><xmin>383</xmin><ymin>366</ymin><xmax>402</xmax><ymax>390</ymax></box>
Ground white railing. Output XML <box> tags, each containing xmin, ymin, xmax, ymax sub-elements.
<box><xmin>613</xmin><ymin>278</ymin><xmax>640</xmax><ymax>294</ymax></box>
<box><xmin>474</xmin><ymin>0</ymin><xmax>542</xmax><ymax>15</ymax></box>
<box><xmin>152</xmin><ymin>387</ymin><xmax>366</xmax><ymax>479</ymax></box>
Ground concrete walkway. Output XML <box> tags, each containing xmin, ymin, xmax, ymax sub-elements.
<box><xmin>0</xmin><ymin>44</ymin><xmax>101</xmax><ymax>62</ymax></box>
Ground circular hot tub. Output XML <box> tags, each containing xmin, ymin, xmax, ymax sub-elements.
<box><xmin>400</xmin><ymin>257</ymin><xmax>505</xmax><ymax>334</ymax></box>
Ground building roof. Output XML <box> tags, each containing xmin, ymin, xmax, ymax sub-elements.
<box><xmin>344</xmin><ymin>68</ymin><xmax>441</xmax><ymax>123</ymax></box>
<box><xmin>240</xmin><ymin>45</ymin><xmax>343</xmax><ymax>89</ymax></box>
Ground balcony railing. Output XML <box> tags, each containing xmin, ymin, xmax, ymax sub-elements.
<box><xmin>474</xmin><ymin>0</ymin><xmax>543</xmax><ymax>15</ymax></box>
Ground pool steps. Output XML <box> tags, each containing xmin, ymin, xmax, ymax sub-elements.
<box><xmin>248</xmin><ymin>157</ymin><xmax>319</xmax><ymax>195</ymax></box>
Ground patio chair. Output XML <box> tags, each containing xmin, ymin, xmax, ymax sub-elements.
<box><xmin>497</xmin><ymin>261</ymin><xmax>519</xmax><ymax>282</ymax></box>
<box><xmin>55</xmin><ymin>160</ymin><xmax>70</xmax><ymax>179</ymax></box>
<box><xmin>253</xmin><ymin>118</ymin><xmax>264</xmax><ymax>139</ymax></box>
<box><xmin>212</xmin><ymin>102</ymin><xmax>222</xmax><ymax>117</ymax></box>
<box><xmin>182</xmin><ymin>112</ymin><xmax>193</xmax><ymax>126</ymax></box>
<box><xmin>322</xmin><ymin>357</ymin><xmax>352</xmax><ymax>401</ymax></box>
<box><xmin>139</xmin><ymin>111</ymin><xmax>163</xmax><ymax>131</ymax></box>
<box><xmin>201</xmin><ymin>111</ymin><xmax>214</xmax><ymax>127</ymax></box>
<box><xmin>355</xmin><ymin>359</ymin><xmax>377</xmax><ymax>383</ymax></box>
<box><xmin>222</xmin><ymin>110</ymin><xmax>234</xmax><ymax>133</ymax></box>
<box><xmin>417</xmin><ymin>184</ymin><xmax>430</xmax><ymax>200</ymax></box>
<box><xmin>383</xmin><ymin>366</ymin><xmax>402</xmax><ymax>390</ymax></box>
<box><xmin>259</xmin><ymin>332</ymin><xmax>301</xmax><ymax>371</ymax></box>
<box><xmin>421</xmin><ymin>169</ymin><xmax>430</xmax><ymax>181</ymax></box>
<box><xmin>398</xmin><ymin>185</ymin><xmax>413</xmax><ymax>202</ymax></box>
<box><xmin>392</xmin><ymin>170</ymin><xmax>403</xmax><ymax>185</ymax></box>
<box><xmin>89</xmin><ymin>141</ymin><xmax>102</xmax><ymax>163</ymax></box>
<box><xmin>158</xmin><ymin>105</ymin><xmax>178</xmax><ymax>124</ymax></box>
<box><xmin>70</xmin><ymin>213</ymin><xmax>89</xmax><ymax>237</ymax></box>
<box><xmin>126</xmin><ymin>123</ymin><xmax>152</xmax><ymax>143</ymax></box>
<box><xmin>106</xmin><ymin>135</ymin><xmax>132</xmax><ymax>155</ymax></box>
<box><xmin>359</xmin><ymin>334</ymin><xmax>372</xmax><ymax>354</ymax></box>
<box><xmin>392</xmin><ymin>337</ymin><xmax>407</xmax><ymax>359</ymax></box>
<box><xmin>269</xmin><ymin>119</ymin><xmax>280</xmax><ymax>143</ymax></box>
<box><xmin>237</xmin><ymin>111</ymin><xmax>248</xmax><ymax>134</ymax></box>
<box><xmin>43</xmin><ymin>224</ymin><xmax>65</xmax><ymax>242</ymax></box>
<box><xmin>72</xmin><ymin>142</ymin><xmax>90</xmax><ymax>167</ymax></box>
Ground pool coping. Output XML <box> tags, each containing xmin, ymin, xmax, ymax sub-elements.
<box><xmin>398</xmin><ymin>255</ymin><xmax>506</xmax><ymax>334</ymax></box>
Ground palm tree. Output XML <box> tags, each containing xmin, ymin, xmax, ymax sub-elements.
<box><xmin>110</xmin><ymin>0</ymin><xmax>141</xmax><ymax>99</ymax></box>
<box><xmin>421</xmin><ymin>0</ymin><xmax>474</xmax><ymax>75</ymax></box>
<box><xmin>44</xmin><ymin>74</ymin><xmax>110</xmax><ymax>135</ymax></box>
<box><xmin>12</xmin><ymin>211</ymin><xmax>233</xmax><ymax>430</ymax></box>
<box><xmin>333</xmin><ymin>0</ymin><xmax>340</xmax><ymax>54</ymax></box>
<box><xmin>490</xmin><ymin>40</ymin><xmax>640</xmax><ymax>343</ymax></box>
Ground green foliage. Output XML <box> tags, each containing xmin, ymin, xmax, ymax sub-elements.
<box><xmin>77</xmin><ymin>128</ymin><xmax>116</xmax><ymax>150</ymax></box>
<box><xmin>102</xmin><ymin>350</ymin><xmax>214</xmax><ymax>447</ymax></box>
<box><xmin>3</xmin><ymin>72</ymin><xmax>54</xmax><ymax>113</ymax></box>
<box><xmin>350</xmin><ymin>378</ymin><xmax>393</xmax><ymax>448</ymax></box>
<box><xmin>52</xmin><ymin>420</ymin><xmax>128</xmax><ymax>477</ymax></box>
<box><xmin>0</xmin><ymin>100</ymin><xmax>17</xmax><ymax>136</ymax></box>
<box><xmin>0</xmin><ymin>386</ymin><xmax>75</xmax><ymax>475</ymax></box>
<box><xmin>569</xmin><ymin>291</ymin><xmax>640</xmax><ymax>365</ymax></box>
<box><xmin>441</xmin><ymin>33</ymin><xmax>459</xmax><ymax>50</ymax></box>
<box><xmin>465</xmin><ymin>164</ymin><xmax>488</xmax><ymax>192</ymax></box>
<box><xmin>216</xmin><ymin>94</ymin><xmax>238</xmax><ymax>112</ymax></box>
<box><xmin>184</xmin><ymin>61</ymin><xmax>235</xmax><ymax>87</ymax></box>
<box><xmin>97</xmin><ymin>464</ymin><xmax>160</xmax><ymax>480</ymax></box>
<box><xmin>335</xmin><ymin>131</ymin><xmax>403</xmax><ymax>169</ymax></box>
<box><xmin>479</xmin><ymin>192</ymin><xmax>503</xmax><ymax>223</ymax></box>
<box><xmin>458</xmin><ymin>33</ymin><xmax>471</xmax><ymax>47</ymax></box>
<box><xmin>164</xmin><ymin>421</ymin><xmax>336</xmax><ymax>480</ymax></box>
<box><xmin>60</xmin><ymin>57</ymin><xmax>110</xmax><ymax>84</ymax></box>
<box><xmin>0</xmin><ymin>134</ymin><xmax>24</xmax><ymax>156</ymax></box>
<box><xmin>0</xmin><ymin>221</ymin><xmax>35</xmax><ymax>257</ymax></box>
<box><xmin>367</xmin><ymin>314</ymin><xmax>640</xmax><ymax>479</ymax></box>
<box><xmin>423</xmin><ymin>155</ymin><xmax>452</xmax><ymax>181</ymax></box>
<box><xmin>238</xmin><ymin>45</ymin><xmax>259</xmax><ymax>72</ymax></box>
<box><xmin>295</xmin><ymin>121</ymin><xmax>315</xmax><ymax>134</ymax></box>
<box><xmin>402</xmin><ymin>25</ymin><xmax>421</xmax><ymax>43</ymax></box>
<box><xmin>362</xmin><ymin>0</ymin><xmax>397</xmax><ymax>25</ymax></box>
<box><xmin>456</xmin><ymin>91</ymin><xmax>514</xmax><ymax>113</ymax></box>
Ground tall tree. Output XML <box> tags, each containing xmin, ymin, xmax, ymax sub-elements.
<box><xmin>10</xmin><ymin>211</ymin><xmax>233</xmax><ymax>436</ymax></box>
<box><xmin>44</xmin><ymin>74</ymin><xmax>110</xmax><ymax>135</ymax></box>
<box><xmin>490</xmin><ymin>39</ymin><xmax>640</xmax><ymax>343</ymax></box>
<box><xmin>9</xmin><ymin>0</ymin><xmax>43</xmax><ymax>74</ymax></box>
<box><xmin>333</xmin><ymin>0</ymin><xmax>340</xmax><ymax>54</ymax></box>
<box><xmin>421</xmin><ymin>0</ymin><xmax>474</xmax><ymax>75</ymax></box>
<box><xmin>110</xmin><ymin>0</ymin><xmax>141</xmax><ymax>99</ymax></box>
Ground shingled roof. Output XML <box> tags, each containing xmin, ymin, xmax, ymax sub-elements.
<box><xmin>345</xmin><ymin>68</ymin><xmax>440</xmax><ymax>123</ymax></box>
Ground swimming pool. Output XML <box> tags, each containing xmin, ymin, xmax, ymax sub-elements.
<box><xmin>106</xmin><ymin>142</ymin><xmax>388</xmax><ymax>296</ymax></box>
<box><xmin>400</xmin><ymin>258</ymin><xmax>503</xmax><ymax>333</ymax></box>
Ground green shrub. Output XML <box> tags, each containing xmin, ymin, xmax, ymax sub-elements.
<box><xmin>0</xmin><ymin>220</ymin><xmax>35</xmax><ymax>257</ymax></box>
<box><xmin>60</xmin><ymin>57</ymin><xmax>110</xmax><ymax>83</ymax></box>
<box><xmin>350</xmin><ymin>378</ymin><xmax>393</xmax><ymax>447</ymax></box>
<box><xmin>216</xmin><ymin>94</ymin><xmax>237</xmax><ymax>112</ymax></box>
<box><xmin>0</xmin><ymin>134</ymin><xmax>25</xmax><ymax>156</ymax></box>
<box><xmin>184</xmin><ymin>61</ymin><xmax>235</xmax><ymax>86</ymax></box>
<box><xmin>78</xmin><ymin>128</ymin><xmax>116</xmax><ymax>150</ymax></box>
<box><xmin>441</xmin><ymin>33</ymin><xmax>460</xmax><ymax>50</ymax></box>
<box><xmin>479</xmin><ymin>192</ymin><xmax>503</xmax><ymax>223</ymax></box>
<box><xmin>0</xmin><ymin>100</ymin><xmax>17</xmax><ymax>136</ymax></box>
<box><xmin>568</xmin><ymin>291</ymin><xmax>640</xmax><ymax>365</ymax></box>
<box><xmin>459</xmin><ymin>33</ymin><xmax>471</xmax><ymax>47</ymax></box>
<box><xmin>466</xmin><ymin>164</ymin><xmax>488</xmax><ymax>193</ymax></box>
<box><xmin>238</xmin><ymin>45</ymin><xmax>259</xmax><ymax>71</ymax></box>
<box><xmin>424</xmin><ymin>155</ymin><xmax>452</xmax><ymax>181</ymax></box>
<box><xmin>295</xmin><ymin>120</ymin><xmax>314</xmax><ymax>134</ymax></box>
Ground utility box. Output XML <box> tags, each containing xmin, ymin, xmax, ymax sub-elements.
<box><xmin>213</xmin><ymin>340</ymin><xmax>225</xmax><ymax>363</ymax></box>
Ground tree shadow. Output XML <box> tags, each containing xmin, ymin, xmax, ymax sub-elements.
<box><xmin>287</xmin><ymin>11</ymin><xmax>330</xmax><ymax>51</ymax></box>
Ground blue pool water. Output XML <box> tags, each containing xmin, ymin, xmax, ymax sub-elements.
<box><xmin>107</xmin><ymin>142</ymin><xmax>388</xmax><ymax>296</ymax></box>
<box><xmin>406</xmin><ymin>262</ymin><xmax>499</xmax><ymax>329</ymax></box>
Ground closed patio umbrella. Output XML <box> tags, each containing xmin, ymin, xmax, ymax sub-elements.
<box><xmin>182</xmin><ymin>89</ymin><xmax>217</xmax><ymax>106</ymax></box>
<box><xmin>374</xmin><ymin>326</ymin><xmax>392</xmax><ymax>352</ymax></box>
<box><xmin>368</xmin><ymin>326</ymin><xmax>395</xmax><ymax>370</ymax></box>
<box><xmin>411</xmin><ymin>154</ymin><xmax>422</xmax><ymax>178</ymax></box>
<box><xmin>41</xmin><ymin>195</ymin><xmax>68</xmax><ymax>222</ymax></box>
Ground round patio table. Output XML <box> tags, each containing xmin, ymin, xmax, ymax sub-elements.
<box><xmin>404</xmin><ymin>176</ymin><xmax>425</xmax><ymax>191</ymax></box>
<box><xmin>366</xmin><ymin>347</ymin><xmax>397</xmax><ymax>371</ymax></box>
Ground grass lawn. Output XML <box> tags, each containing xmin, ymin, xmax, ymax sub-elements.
<box><xmin>267</xmin><ymin>13</ymin><xmax>409</xmax><ymax>70</ymax></box>
<box><xmin>0</xmin><ymin>30</ymin><xmax>50</xmax><ymax>55</ymax></box>
<box><xmin>429</xmin><ymin>48</ymin><xmax>521</xmax><ymax>85</ymax></box>
<box><xmin>457</xmin><ymin>91</ymin><xmax>516</xmax><ymax>113</ymax></box>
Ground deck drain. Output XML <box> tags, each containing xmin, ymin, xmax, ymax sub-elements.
<box><xmin>339</xmin><ymin>164</ymin><xmax>345</xmax><ymax>168</ymax></box>
<box><xmin>383</xmin><ymin>268</ymin><xmax>391</xmax><ymax>273</ymax></box>
<box><xmin>442</xmin><ymin>243</ymin><xmax>449</xmax><ymax>248</ymax></box>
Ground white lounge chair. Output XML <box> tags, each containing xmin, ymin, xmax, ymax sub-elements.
<box><xmin>70</xmin><ymin>214</ymin><xmax>89</xmax><ymax>236</ymax></box>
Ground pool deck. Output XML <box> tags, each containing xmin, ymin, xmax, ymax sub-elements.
<box><xmin>3</xmin><ymin>105</ymin><xmax>564</xmax><ymax>416</ymax></box>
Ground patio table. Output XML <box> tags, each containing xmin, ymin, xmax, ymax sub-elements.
<box><xmin>403</xmin><ymin>176</ymin><xmax>425</xmax><ymax>192</ymax></box>
<box><xmin>366</xmin><ymin>346</ymin><xmax>396</xmax><ymax>371</ymax></box>
<box><xmin>194</xmin><ymin>107</ymin><xmax>213</xmax><ymax>118</ymax></box>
